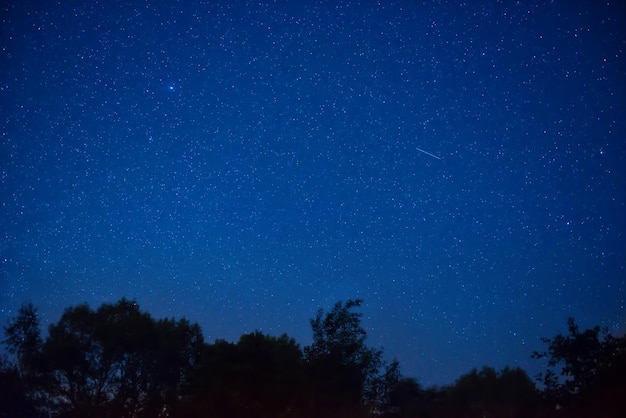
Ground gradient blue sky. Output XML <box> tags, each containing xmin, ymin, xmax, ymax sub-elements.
<box><xmin>2</xmin><ymin>0</ymin><xmax>625</xmax><ymax>386</ymax></box>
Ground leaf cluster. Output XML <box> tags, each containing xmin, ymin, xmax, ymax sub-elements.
<box><xmin>531</xmin><ymin>317</ymin><xmax>625</xmax><ymax>400</ymax></box>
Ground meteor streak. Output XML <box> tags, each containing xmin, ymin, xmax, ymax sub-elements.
<box><xmin>416</xmin><ymin>147</ymin><xmax>441</xmax><ymax>160</ymax></box>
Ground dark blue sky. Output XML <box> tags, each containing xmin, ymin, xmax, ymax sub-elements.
<box><xmin>2</xmin><ymin>0</ymin><xmax>625</xmax><ymax>386</ymax></box>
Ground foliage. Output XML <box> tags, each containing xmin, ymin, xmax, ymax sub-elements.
<box><xmin>3</xmin><ymin>299</ymin><xmax>624</xmax><ymax>418</ymax></box>
<box><xmin>532</xmin><ymin>317</ymin><xmax>626</xmax><ymax>415</ymax></box>
<box><xmin>3</xmin><ymin>303</ymin><xmax>43</xmax><ymax>379</ymax></box>
<box><xmin>0</xmin><ymin>356</ymin><xmax>43</xmax><ymax>418</ymax></box>
<box><xmin>184</xmin><ymin>331</ymin><xmax>304</xmax><ymax>418</ymax></box>
<box><xmin>443</xmin><ymin>366</ymin><xmax>539</xmax><ymax>418</ymax></box>
<box><xmin>2</xmin><ymin>299</ymin><xmax>203</xmax><ymax>418</ymax></box>
<box><xmin>303</xmin><ymin>299</ymin><xmax>398</xmax><ymax>416</ymax></box>
<box><xmin>2</xmin><ymin>303</ymin><xmax>46</xmax><ymax>415</ymax></box>
<box><xmin>382</xmin><ymin>376</ymin><xmax>424</xmax><ymax>417</ymax></box>
<box><xmin>531</xmin><ymin>317</ymin><xmax>623</xmax><ymax>398</ymax></box>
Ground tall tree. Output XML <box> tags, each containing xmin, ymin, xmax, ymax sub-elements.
<box><xmin>2</xmin><ymin>303</ymin><xmax>45</xmax><ymax>415</ymax></box>
<box><xmin>3</xmin><ymin>303</ymin><xmax>42</xmax><ymax>379</ymax></box>
<box><xmin>303</xmin><ymin>299</ymin><xmax>394</xmax><ymax>416</ymax></box>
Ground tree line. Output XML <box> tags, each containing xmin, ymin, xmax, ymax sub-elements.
<box><xmin>1</xmin><ymin>298</ymin><xmax>624</xmax><ymax>418</ymax></box>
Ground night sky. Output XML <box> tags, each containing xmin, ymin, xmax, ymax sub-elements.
<box><xmin>2</xmin><ymin>1</ymin><xmax>625</xmax><ymax>387</ymax></box>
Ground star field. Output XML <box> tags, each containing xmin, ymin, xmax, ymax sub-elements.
<box><xmin>1</xmin><ymin>1</ymin><xmax>625</xmax><ymax>386</ymax></box>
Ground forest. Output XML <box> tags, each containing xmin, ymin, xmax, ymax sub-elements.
<box><xmin>1</xmin><ymin>298</ymin><xmax>624</xmax><ymax>418</ymax></box>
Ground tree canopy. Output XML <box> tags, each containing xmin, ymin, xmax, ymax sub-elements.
<box><xmin>304</xmin><ymin>298</ymin><xmax>398</xmax><ymax>414</ymax></box>
<box><xmin>531</xmin><ymin>316</ymin><xmax>626</xmax><ymax>415</ymax></box>
<box><xmin>2</xmin><ymin>299</ymin><xmax>624</xmax><ymax>418</ymax></box>
<box><xmin>3</xmin><ymin>298</ymin><xmax>203</xmax><ymax>418</ymax></box>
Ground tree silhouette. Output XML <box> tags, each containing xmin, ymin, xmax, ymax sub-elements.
<box><xmin>532</xmin><ymin>317</ymin><xmax>620</xmax><ymax>397</ymax></box>
<box><xmin>532</xmin><ymin>317</ymin><xmax>626</xmax><ymax>416</ymax></box>
<box><xmin>149</xmin><ymin>316</ymin><xmax>204</xmax><ymax>415</ymax></box>
<box><xmin>2</xmin><ymin>303</ymin><xmax>46</xmax><ymax>416</ymax></box>
<box><xmin>183</xmin><ymin>331</ymin><xmax>305</xmax><ymax>418</ymax></box>
<box><xmin>3</xmin><ymin>298</ymin><xmax>203</xmax><ymax>418</ymax></box>
<box><xmin>3</xmin><ymin>303</ymin><xmax>42</xmax><ymax>381</ymax></box>
<box><xmin>382</xmin><ymin>376</ymin><xmax>424</xmax><ymax>417</ymax></box>
<box><xmin>5</xmin><ymin>298</ymin><xmax>625</xmax><ymax>418</ymax></box>
<box><xmin>0</xmin><ymin>356</ymin><xmax>42</xmax><ymax>418</ymax></box>
<box><xmin>303</xmin><ymin>299</ymin><xmax>395</xmax><ymax>416</ymax></box>
<box><xmin>42</xmin><ymin>299</ymin><xmax>162</xmax><ymax>416</ymax></box>
<box><xmin>443</xmin><ymin>366</ymin><xmax>538</xmax><ymax>418</ymax></box>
